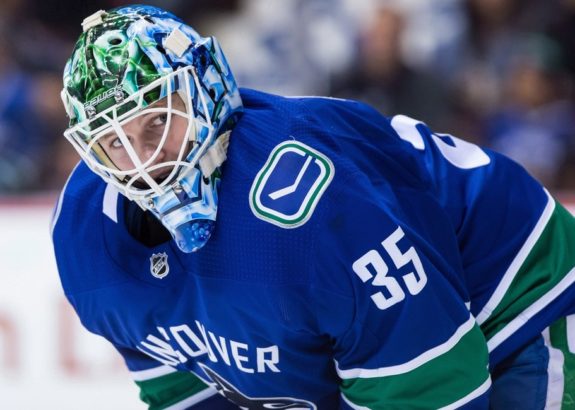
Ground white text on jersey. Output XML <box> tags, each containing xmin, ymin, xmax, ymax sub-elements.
<box><xmin>136</xmin><ymin>320</ymin><xmax>281</xmax><ymax>373</ymax></box>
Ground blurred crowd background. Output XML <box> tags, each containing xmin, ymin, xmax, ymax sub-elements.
<box><xmin>0</xmin><ymin>0</ymin><xmax>574</xmax><ymax>194</ymax></box>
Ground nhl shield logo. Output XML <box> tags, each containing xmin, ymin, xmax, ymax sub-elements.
<box><xmin>150</xmin><ymin>253</ymin><xmax>170</xmax><ymax>279</ymax></box>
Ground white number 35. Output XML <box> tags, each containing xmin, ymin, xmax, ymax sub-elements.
<box><xmin>352</xmin><ymin>226</ymin><xmax>428</xmax><ymax>310</ymax></box>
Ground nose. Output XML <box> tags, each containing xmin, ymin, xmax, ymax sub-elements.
<box><xmin>120</xmin><ymin>124</ymin><xmax>165</xmax><ymax>166</ymax></box>
<box><xmin>119</xmin><ymin>117</ymin><xmax>160</xmax><ymax>163</ymax></box>
<box><xmin>137</xmin><ymin>139</ymin><xmax>165</xmax><ymax>164</ymax></box>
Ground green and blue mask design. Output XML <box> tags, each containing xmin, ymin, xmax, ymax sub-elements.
<box><xmin>61</xmin><ymin>5</ymin><xmax>243</xmax><ymax>252</ymax></box>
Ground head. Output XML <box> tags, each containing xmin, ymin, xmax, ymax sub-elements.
<box><xmin>61</xmin><ymin>5</ymin><xmax>243</xmax><ymax>252</ymax></box>
<box><xmin>360</xmin><ymin>6</ymin><xmax>405</xmax><ymax>80</ymax></box>
<box><xmin>505</xmin><ymin>35</ymin><xmax>567</xmax><ymax>108</ymax></box>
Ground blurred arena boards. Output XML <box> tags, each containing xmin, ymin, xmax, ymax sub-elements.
<box><xmin>0</xmin><ymin>196</ymin><xmax>145</xmax><ymax>410</ymax></box>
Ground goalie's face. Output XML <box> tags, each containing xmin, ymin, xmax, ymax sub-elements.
<box><xmin>73</xmin><ymin>87</ymin><xmax>196</xmax><ymax>196</ymax></box>
<box><xmin>63</xmin><ymin>66</ymin><xmax>215</xmax><ymax>201</ymax></box>
<box><xmin>99</xmin><ymin>94</ymin><xmax>189</xmax><ymax>181</ymax></box>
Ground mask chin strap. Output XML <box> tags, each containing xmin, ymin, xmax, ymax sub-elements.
<box><xmin>198</xmin><ymin>131</ymin><xmax>230</xmax><ymax>177</ymax></box>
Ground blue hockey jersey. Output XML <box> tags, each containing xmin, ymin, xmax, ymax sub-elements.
<box><xmin>51</xmin><ymin>89</ymin><xmax>575</xmax><ymax>409</ymax></box>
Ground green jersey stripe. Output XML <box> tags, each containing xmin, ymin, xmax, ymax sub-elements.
<box><xmin>487</xmin><ymin>267</ymin><xmax>575</xmax><ymax>352</ymax></box>
<box><xmin>340</xmin><ymin>393</ymin><xmax>370</xmax><ymax>410</ymax></box>
<box><xmin>130</xmin><ymin>365</ymin><xmax>176</xmax><ymax>381</ymax></box>
<box><xmin>477</xmin><ymin>190</ymin><xmax>555</xmax><ymax>325</ymax></box>
<box><xmin>336</xmin><ymin>315</ymin><xmax>476</xmax><ymax>378</ymax></box>
<box><xmin>481</xmin><ymin>202</ymin><xmax>575</xmax><ymax>349</ymax></box>
<box><xmin>438</xmin><ymin>377</ymin><xmax>492</xmax><ymax>410</ymax></box>
<box><xmin>162</xmin><ymin>387</ymin><xmax>218</xmax><ymax>410</ymax></box>
<box><xmin>339</xmin><ymin>322</ymin><xmax>490</xmax><ymax>409</ymax></box>
<box><xmin>135</xmin><ymin>370</ymin><xmax>212</xmax><ymax>410</ymax></box>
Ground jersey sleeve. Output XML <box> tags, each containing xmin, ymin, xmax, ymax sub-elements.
<box><xmin>388</xmin><ymin>115</ymin><xmax>575</xmax><ymax>365</ymax></box>
<box><xmin>115</xmin><ymin>346</ymin><xmax>237</xmax><ymax>409</ymax></box>
<box><xmin>313</xmin><ymin>176</ymin><xmax>491</xmax><ymax>409</ymax></box>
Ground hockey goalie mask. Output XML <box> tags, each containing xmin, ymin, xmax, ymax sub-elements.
<box><xmin>61</xmin><ymin>5</ymin><xmax>243</xmax><ymax>252</ymax></box>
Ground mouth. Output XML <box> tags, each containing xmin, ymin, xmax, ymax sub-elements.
<box><xmin>129</xmin><ymin>169</ymin><xmax>175</xmax><ymax>189</ymax></box>
<box><xmin>152</xmin><ymin>169</ymin><xmax>174</xmax><ymax>183</ymax></box>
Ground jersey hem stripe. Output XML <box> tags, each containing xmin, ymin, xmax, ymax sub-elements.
<box><xmin>335</xmin><ymin>315</ymin><xmax>475</xmax><ymax>378</ymax></box>
<box><xmin>130</xmin><ymin>365</ymin><xmax>177</xmax><ymax>381</ymax></box>
<box><xmin>162</xmin><ymin>386</ymin><xmax>219</xmax><ymax>410</ymax></box>
<box><xmin>487</xmin><ymin>266</ymin><xmax>575</xmax><ymax>352</ymax></box>
<box><xmin>477</xmin><ymin>190</ymin><xmax>555</xmax><ymax>325</ymax></box>
<box><xmin>477</xmin><ymin>189</ymin><xmax>554</xmax><ymax>325</ymax></box>
<box><xmin>543</xmin><ymin>327</ymin><xmax>565</xmax><ymax>410</ymax></box>
<box><xmin>340</xmin><ymin>393</ymin><xmax>370</xmax><ymax>410</ymax></box>
<box><xmin>438</xmin><ymin>376</ymin><xmax>491</xmax><ymax>410</ymax></box>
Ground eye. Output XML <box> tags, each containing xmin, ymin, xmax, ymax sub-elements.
<box><xmin>151</xmin><ymin>113</ymin><xmax>168</xmax><ymax>127</ymax></box>
<box><xmin>110</xmin><ymin>137</ymin><xmax>124</xmax><ymax>149</ymax></box>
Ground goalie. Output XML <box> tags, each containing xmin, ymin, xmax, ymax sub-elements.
<box><xmin>52</xmin><ymin>5</ymin><xmax>575</xmax><ymax>409</ymax></box>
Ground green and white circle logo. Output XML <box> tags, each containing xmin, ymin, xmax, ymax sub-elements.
<box><xmin>249</xmin><ymin>141</ymin><xmax>334</xmax><ymax>228</ymax></box>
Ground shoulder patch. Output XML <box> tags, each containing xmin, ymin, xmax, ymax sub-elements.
<box><xmin>249</xmin><ymin>140</ymin><xmax>334</xmax><ymax>228</ymax></box>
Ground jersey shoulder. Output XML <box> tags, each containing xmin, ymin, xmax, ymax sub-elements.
<box><xmin>233</xmin><ymin>89</ymin><xmax>431</xmax><ymax>231</ymax></box>
<box><xmin>51</xmin><ymin>162</ymin><xmax>128</xmax><ymax>295</ymax></box>
<box><xmin>52</xmin><ymin>161</ymin><xmax>107</xmax><ymax>244</ymax></box>
<box><xmin>238</xmin><ymin>88</ymin><xmax>398</xmax><ymax>145</ymax></box>
<box><xmin>53</xmin><ymin>161</ymin><xmax>108</xmax><ymax>216</ymax></box>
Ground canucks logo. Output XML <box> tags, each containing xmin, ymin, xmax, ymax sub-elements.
<box><xmin>199</xmin><ymin>364</ymin><xmax>316</xmax><ymax>409</ymax></box>
<box><xmin>149</xmin><ymin>252</ymin><xmax>169</xmax><ymax>279</ymax></box>
<box><xmin>249</xmin><ymin>141</ymin><xmax>334</xmax><ymax>228</ymax></box>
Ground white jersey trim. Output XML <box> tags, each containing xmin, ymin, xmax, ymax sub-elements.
<box><xmin>339</xmin><ymin>369</ymin><xmax>490</xmax><ymax>410</ymax></box>
<box><xmin>339</xmin><ymin>393</ymin><xmax>370</xmax><ymax>410</ymax></box>
<box><xmin>163</xmin><ymin>386</ymin><xmax>219</xmax><ymax>410</ymax></box>
<box><xmin>335</xmin><ymin>315</ymin><xmax>476</xmax><ymax>379</ymax></box>
<box><xmin>102</xmin><ymin>183</ymin><xmax>119</xmax><ymax>223</ymax></box>
<box><xmin>488</xmin><ymin>266</ymin><xmax>575</xmax><ymax>352</ymax></box>
<box><xmin>283</xmin><ymin>95</ymin><xmax>348</xmax><ymax>102</ymax></box>
<box><xmin>438</xmin><ymin>376</ymin><xmax>491</xmax><ymax>410</ymax></box>
<box><xmin>130</xmin><ymin>364</ymin><xmax>176</xmax><ymax>382</ymax></box>
<box><xmin>543</xmin><ymin>327</ymin><xmax>565</xmax><ymax>410</ymax></box>
<box><xmin>567</xmin><ymin>314</ymin><xmax>575</xmax><ymax>353</ymax></box>
<box><xmin>476</xmin><ymin>189</ymin><xmax>555</xmax><ymax>325</ymax></box>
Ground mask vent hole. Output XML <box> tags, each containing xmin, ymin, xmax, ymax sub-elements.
<box><xmin>108</xmin><ymin>37</ymin><xmax>123</xmax><ymax>45</ymax></box>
